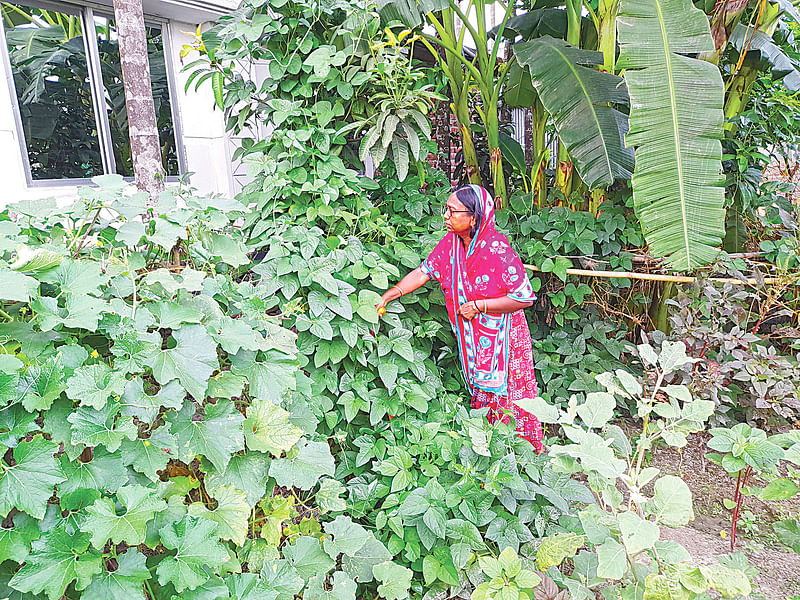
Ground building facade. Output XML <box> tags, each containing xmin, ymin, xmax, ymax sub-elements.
<box><xmin>0</xmin><ymin>0</ymin><xmax>240</xmax><ymax>207</ymax></box>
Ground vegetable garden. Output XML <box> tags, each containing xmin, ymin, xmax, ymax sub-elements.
<box><xmin>1</xmin><ymin>0</ymin><xmax>799</xmax><ymax>598</ymax></box>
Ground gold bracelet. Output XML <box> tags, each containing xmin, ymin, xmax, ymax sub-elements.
<box><xmin>391</xmin><ymin>284</ymin><xmax>406</xmax><ymax>296</ymax></box>
<box><xmin>483</xmin><ymin>299</ymin><xmax>488</xmax><ymax>313</ymax></box>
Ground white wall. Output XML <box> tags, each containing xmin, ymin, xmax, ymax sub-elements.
<box><xmin>0</xmin><ymin>1</ymin><xmax>237</xmax><ymax>207</ymax></box>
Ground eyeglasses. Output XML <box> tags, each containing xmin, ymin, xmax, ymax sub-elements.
<box><xmin>441</xmin><ymin>206</ymin><xmax>472</xmax><ymax>217</ymax></box>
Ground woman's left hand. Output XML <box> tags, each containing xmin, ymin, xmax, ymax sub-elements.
<box><xmin>458</xmin><ymin>301</ymin><xmax>480</xmax><ymax>320</ymax></box>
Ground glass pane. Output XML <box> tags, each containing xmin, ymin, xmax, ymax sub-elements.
<box><xmin>1</xmin><ymin>3</ymin><xmax>103</xmax><ymax>180</ymax></box>
<box><xmin>94</xmin><ymin>16</ymin><xmax>179</xmax><ymax>177</ymax></box>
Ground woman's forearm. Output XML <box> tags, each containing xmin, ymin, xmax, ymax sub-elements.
<box><xmin>382</xmin><ymin>267</ymin><xmax>430</xmax><ymax>303</ymax></box>
<box><xmin>478</xmin><ymin>295</ymin><xmax>533</xmax><ymax>314</ymax></box>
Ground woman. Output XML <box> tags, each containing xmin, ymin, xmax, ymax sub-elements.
<box><xmin>376</xmin><ymin>184</ymin><xmax>544</xmax><ymax>453</ymax></box>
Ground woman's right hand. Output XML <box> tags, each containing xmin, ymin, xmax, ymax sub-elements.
<box><xmin>375</xmin><ymin>295</ymin><xmax>389</xmax><ymax>317</ymax></box>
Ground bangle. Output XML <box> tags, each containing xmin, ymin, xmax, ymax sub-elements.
<box><xmin>391</xmin><ymin>284</ymin><xmax>406</xmax><ymax>297</ymax></box>
<box><xmin>483</xmin><ymin>299</ymin><xmax>488</xmax><ymax>313</ymax></box>
<box><xmin>474</xmin><ymin>300</ymin><xmax>481</xmax><ymax>314</ymax></box>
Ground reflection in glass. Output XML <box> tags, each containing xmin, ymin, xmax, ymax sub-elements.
<box><xmin>1</xmin><ymin>3</ymin><xmax>102</xmax><ymax>179</ymax></box>
<box><xmin>94</xmin><ymin>16</ymin><xmax>179</xmax><ymax>177</ymax></box>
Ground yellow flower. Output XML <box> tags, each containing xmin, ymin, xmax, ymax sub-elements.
<box><xmin>144</xmin><ymin>440</ymin><xmax>150</xmax><ymax>446</ymax></box>
<box><xmin>720</xmin><ymin>530</ymin><xmax>727</xmax><ymax>538</ymax></box>
<box><xmin>90</xmin><ymin>349</ymin><xmax>99</xmax><ymax>358</ymax></box>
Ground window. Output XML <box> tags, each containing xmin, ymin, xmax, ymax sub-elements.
<box><xmin>0</xmin><ymin>1</ymin><xmax>183</xmax><ymax>183</ymax></box>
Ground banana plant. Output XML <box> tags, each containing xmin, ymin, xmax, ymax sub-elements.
<box><xmin>513</xmin><ymin>36</ymin><xmax>634</xmax><ymax>190</ymax></box>
<box><xmin>377</xmin><ymin>0</ymin><xmax>517</xmax><ymax>206</ymax></box>
<box><xmin>617</xmin><ymin>0</ymin><xmax>727</xmax><ymax>271</ymax></box>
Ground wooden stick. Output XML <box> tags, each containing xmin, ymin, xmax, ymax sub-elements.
<box><xmin>523</xmin><ymin>264</ymin><xmax>799</xmax><ymax>286</ymax></box>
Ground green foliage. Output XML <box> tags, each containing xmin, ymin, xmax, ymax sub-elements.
<box><xmin>665</xmin><ymin>275</ymin><xmax>800</xmax><ymax>423</ymax></box>
<box><xmin>530</xmin><ymin>341</ymin><xmax>757</xmax><ymax>599</ymax></box>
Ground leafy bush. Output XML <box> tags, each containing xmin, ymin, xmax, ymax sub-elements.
<box><xmin>665</xmin><ymin>275</ymin><xmax>800</xmax><ymax>424</ymax></box>
<box><xmin>521</xmin><ymin>340</ymin><xmax>759</xmax><ymax>599</ymax></box>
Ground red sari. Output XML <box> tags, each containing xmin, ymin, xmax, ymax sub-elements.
<box><xmin>420</xmin><ymin>185</ymin><xmax>544</xmax><ymax>453</ymax></box>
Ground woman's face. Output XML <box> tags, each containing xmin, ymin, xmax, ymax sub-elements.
<box><xmin>444</xmin><ymin>193</ymin><xmax>475</xmax><ymax>236</ymax></box>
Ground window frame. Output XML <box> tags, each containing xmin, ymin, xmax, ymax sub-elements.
<box><xmin>0</xmin><ymin>0</ymin><xmax>187</xmax><ymax>187</ymax></box>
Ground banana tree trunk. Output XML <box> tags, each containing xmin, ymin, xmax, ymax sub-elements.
<box><xmin>532</xmin><ymin>95</ymin><xmax>547</xmax><ymax>208</ymax></box>
<box><xmin>555</xmin><ymin>0</ymin><xmax>583</xmax><ymax>199</ymax></box>
<box><xmin>443</xmin><ymin>9</ymin><xmax>482</xmax><ymax>186</ymax></box>
<box><xmin>723</xmin><ymin>64</ymin><xmax>759</xmax><ymax>127</ymax></box>
<box><xmin>598</xmin><ymin>0</ymin><xmax>619</xmax><ymax>72</ymax></box>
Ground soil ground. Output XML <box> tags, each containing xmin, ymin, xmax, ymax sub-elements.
<box><xmin>647</xmin><ymin>431</ymin><xmax>800</xmax><ymax>600</ymax></box>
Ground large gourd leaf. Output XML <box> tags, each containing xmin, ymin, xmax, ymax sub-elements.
<box><xmin>514</xmin><ymin>36</ymin><xmax>634</xmax><ymax>189</ymax></box>
<box><xmin>617</xmin><ymin>0</ymin><xmax>726</xmax><ymax>271</ymax></box>
<box><xmin>729</xmin><ymin>24</ymin><xmax>800</xmax><ymax>91</ymax></box>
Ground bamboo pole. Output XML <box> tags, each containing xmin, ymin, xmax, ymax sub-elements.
<box><xmin>523</xmin><ymin>264</ymin><xmax>799</xmax><ymax>286</ymax></box>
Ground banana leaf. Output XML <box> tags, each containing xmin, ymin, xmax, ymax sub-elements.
<box><xmin>729</xmin><ymin>24</ymin><xmax>800</xmax><ymax>91</ymax></box>
<box><xmin>504</xmin><ymin>61</ymin><xmax>537</xmax><ymax>108</ymax></box>
<box><xmin>617</xmin><ymin>0</ymin><xmax>726</xmax><ymax>272</ymax></box>
<box><xmin>373</xmin><ymin>0</ymin><xmax>448</xmax><ymax>28</ymax></box>
<box><xmin>496</xmin><ymin>8</ymin><xmax>597</xmax><ymax>48</ymax></box>
<box><xmin>514</xmin><ymin>36</ymin><xmax>633</xmax><ymax>188</ymax></box>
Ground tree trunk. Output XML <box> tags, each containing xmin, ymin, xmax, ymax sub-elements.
<box><xmin>112</xmin><ymin>0</ymin><xmax>164</xmax><ymax>202</ymax></box>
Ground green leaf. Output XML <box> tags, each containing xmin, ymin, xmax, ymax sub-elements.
<box><xmin>9</xmin><ymin>245</ymin><xmax>62</xmax><ymax>272</ymax></box>
<box><xmin>146</xmin><ymin>301</ymin><xmax>204</xmax><ymax>329</ymax></box>
<box><xmin>773</xmin><ymin>518</ymin><xmax>800</xmax><ymax>553</ymax></box>
<box><xmin>17</xmin><ymin>356</ymin><xmax>65</xmax><ymax>412</ymax></box>
<box><xmin>205</xmin><ymin>451</ymin><xmax>271</xmax><ymax>507</ymax></box>
<box><xmin>305</xmin><ymin>571</ymin><xmax>356</xmax><ymax>600</ymax></box>
<box><xmin>82</xmin><ymin>484</ymin><xmax>166</xmax><ymax>549</ymax></box>
<box><xmin>231</xmin><ymin>349</ymin><xmax>297</xmax><ymax>403</ymax></box>
<box><xmin>188</xmin><ymin>484</ymin><xmax>250</xmax><ymax>546</ymax></box>
<box><xmin>340</xmin><ymin>532</ymin><xmax>392</xmax><ymax>584</ymax></box>
<box><xmin>645</xmin><ymin>475</ymin><xmax>694</xmax><ymax>527</ymax></box>
<box><xmin>618</xmin><ymin>511</ymin><xmax>660</xmax><ymax>554</ymax></box>
<box><xmin>514</xmin><ymin>36</ymin><xmax>633</xmax><ymax>188</ymax></box>
<box><xmin>759</xmin><ymin>478</ymin><xmax>798</xmax><ymax>501</ymax></box>
<box><xmin>617</xmin><ymin>0</ymin><xmax>725</xmax><ymax>271</ymax></box>
<box><xmin>57</xmin><ymin>447</ymin><xmax>128</xmax><ymax>510</ymax></box>
<box><xmin>269</xmin><ymin>439</ymin><xmax>335</xmax><ymax>490</ymax></box>
<box><xmin>373</xmin><ymin>561</ymin><xmax>412</xmax><ymax>600</ymax></box>
<box><xmin>283</xmin><ymin>536</ymin><xmax>335</xmax><ymax>580</ymax></box>
<box><xmin>67</xmin><ymin>401</ymin><xmax>138</xmax><ymax>453</ymax></box>
<box><xmin>513</xmin><ymin>396</ymin><xmax>560</xmax><ymax>423</ymax></box>
<box><xmin>576</xmin><ymin>392</ymin><xmax>616</xmax><ymax>428</ymax></box>
<box><xmin>596</xmin><ymin>539</ymin><xmax>627</xmax><ymax>579</ymax></box>
<box><xmin>148</xmin><ymin>325</ymin><xmax>219</xmax><ymax>401</ymax></box>
<box><xmin>244</xmin><ymin>398</ymin><xmax>303</xmax><ymax>457</ymax></box>
<box><xmin>729</xmin><ymin>24</ymin><xmax>800</xmax><ymax>92</ymax></box>
<box><xmin>120</xmin><ymin>427</ymin><xmax>178</xmax><ymax>482</ymax></box>
<box><xmin>0</xmin><ymin>436</ymin><xmax>66</xmax><ymax>518</ymax></box>
<box><xmin>81</xmin><ymin>549</ymin><xmax>150</xmax><ymax>600</ymax></box>
<box><xmin>0</xmin><ymin>512</ymin><xmax>39</xmax><ymax>563</ymax></box>
<box><xmin>156</xmin><ymin>516</ymin><xmax>230</xmax><ymax>593</ymax></box>
<box><xmin>0</xmin><ymin>268</ymin><xmax>38</xmax><ymax>301</ymax></box>
<box><xmin>120</xmin><ymin>378</ymin><xmax>184</xmax><ymax>424</ymax></box>
<box><xmin>323</xmin><ymin>516</ymin><xmax>368</xmax><ymax>558</ymax></box>
<box><xmin>0</xmin><ymin>403</ymin><xmax>37</xmax><ymax>448</ymax></box>
<box><xmin>110</xmin><ymin>330</ymin><xmax>160</xmax><ymax>375</ymax></box>
<box><xmin>699</xmin><ymin>564</ymin><xmax>751</xmax><ymax>598</ymax></box>
<box><xmin>9</xmin><ymin>528</ymin><xmax>101</xmax><ymax>600</ymax></box>
<box><xmin>535</xmin><ymin>533</ymin><xmax>584</xmax><ymax>570</ymax></box>
<box><xmin>356</xmin><ymin>290</ymin><xmax>382</xmax><ymax>323</ymax></box>
<box><xmin>213</xmin><ymin>71</ymin><xmax>225</xmax><ymax>109</ymax></box>
<box><xmin>166</xmin><ymin>399</ymin><xmax>245</xmax><ymax>473</ymax></box>
<box><xmin>49</xmin><ymin>258</ymin><xmax>108</xmax><ymax>295</ymax></box>
<box><xmin>66</xmin><ymin>364</ymin><xmax>127</xmax><ymax>410</ymax></box>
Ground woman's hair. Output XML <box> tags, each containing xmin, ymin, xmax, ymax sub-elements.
<box><xmin>453</xmin><ymin>185</ymin><xmax>483</xmax><ymax>237</ymax></box>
